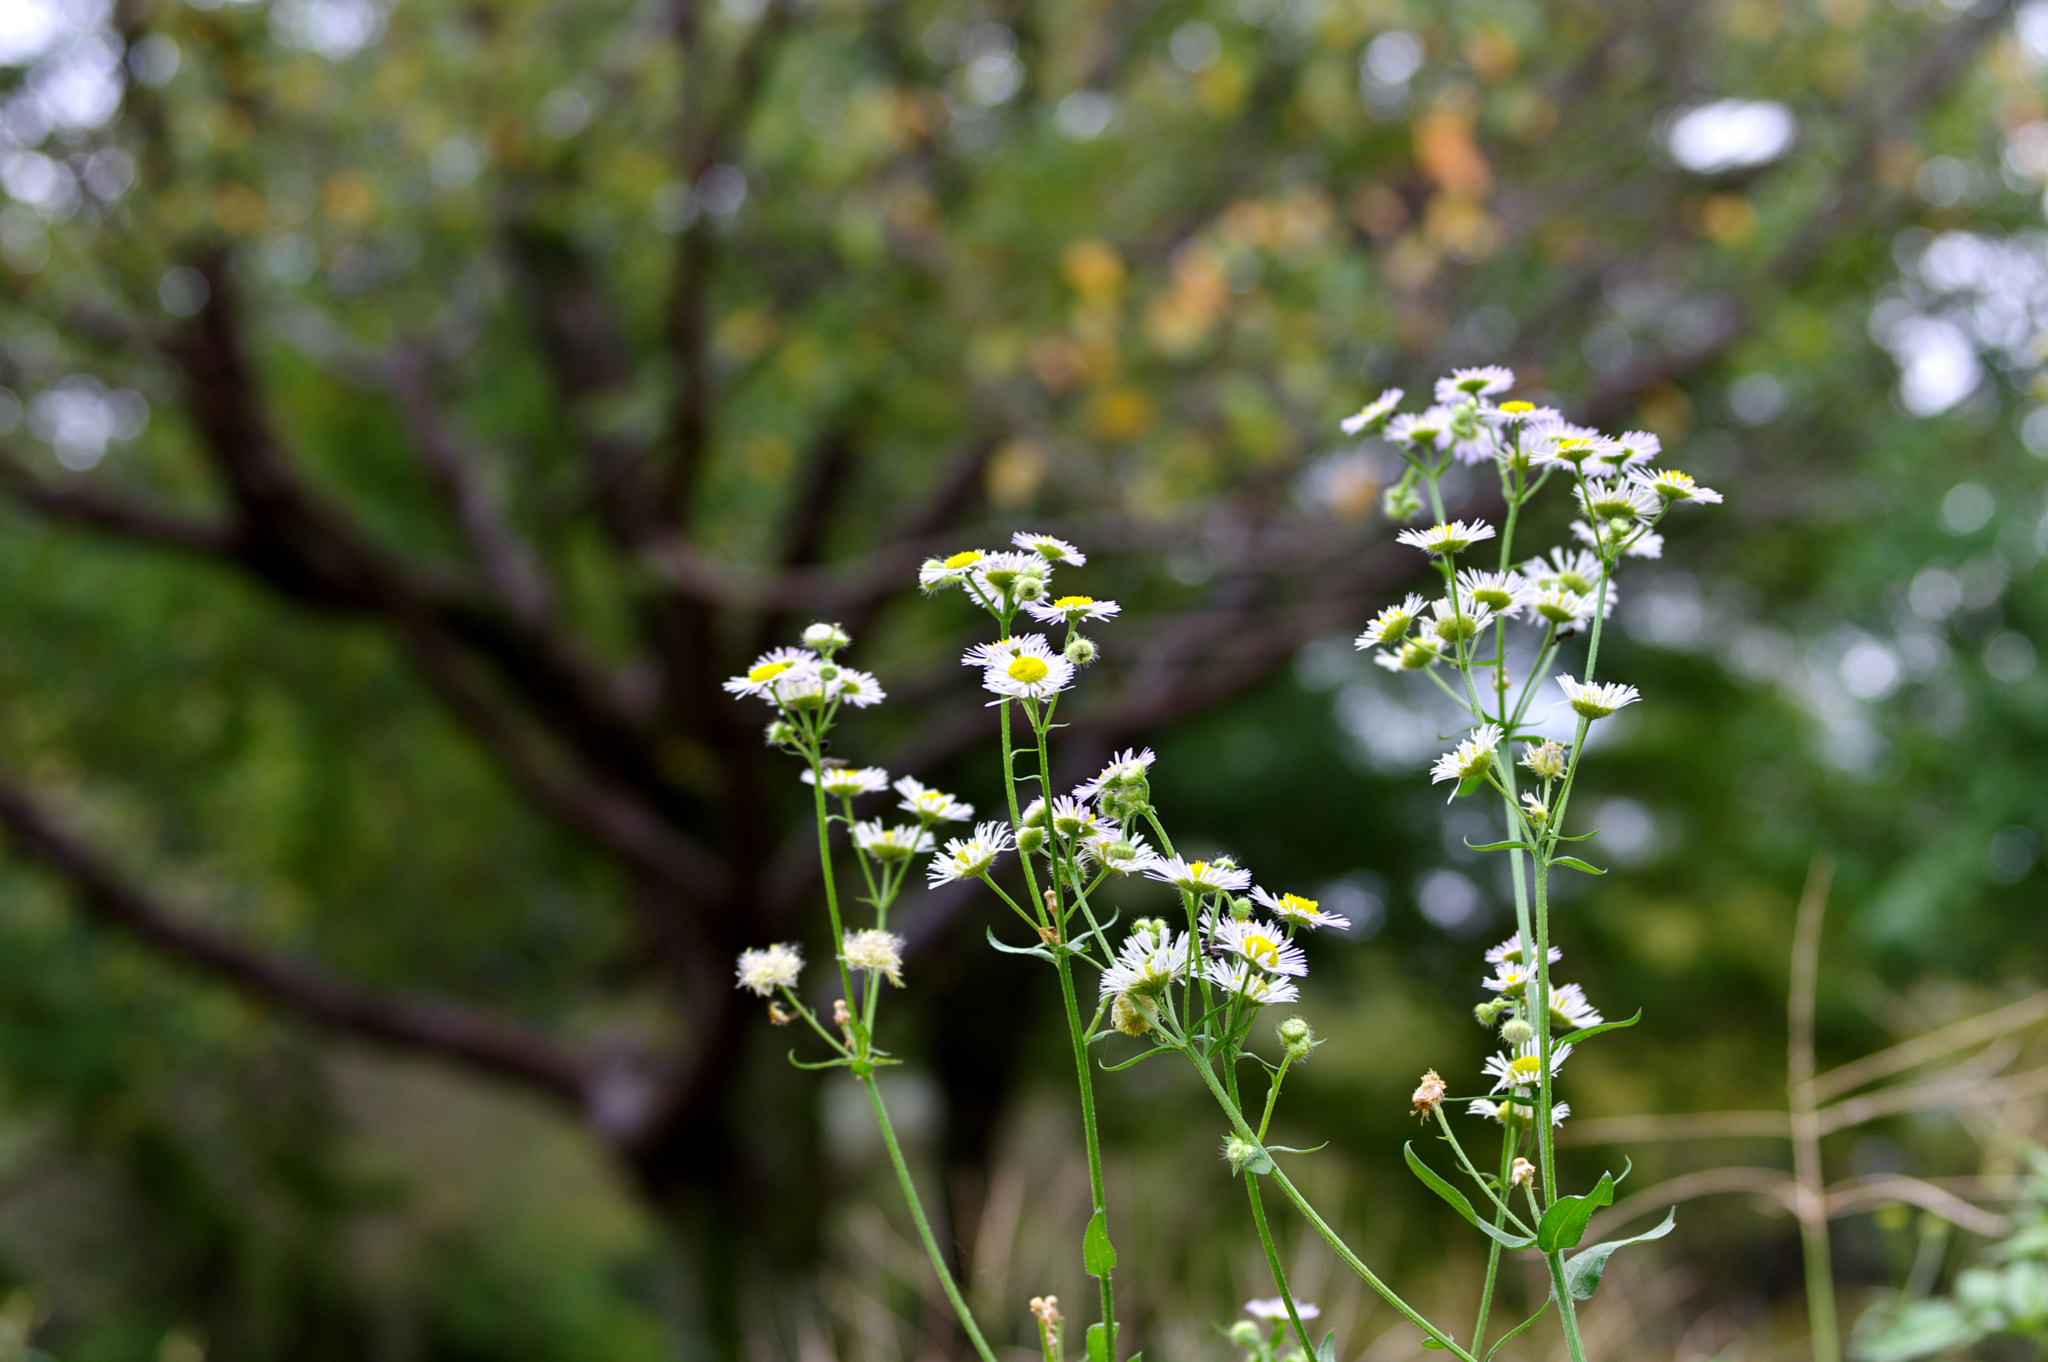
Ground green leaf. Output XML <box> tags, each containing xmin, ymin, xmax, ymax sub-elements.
<box><xmin>1419</xmin><ymin>1339</ymin><xmax>1446</xmax><ymax>1351</ymax></box>
<box><xmin>1087</xmin><ymin>1323</ymin><xmax>1110</xmax><ymax>1362</ymax></box>
<box><xmin>985</xmin><ymin>927</ymin><xmax>1054</xmax><ymax>960</ymax></box>
<box><xmin>1454</xmin><ymin>773</ymin><xmax>1488</xmax><ymax>799</ymax></box>
<box><xmin>1556</xmin><ymin>1010</ymin><xmax>1642</xmax><ymax>1044</ymax></box>
<box><xmin>1481</xmin><ymin>1300</ymin><xmax>1552</xmax><ymax>1361</ymax></box>
<box><xmin>1537</xmin><ymin>1168</ymin><xmax>1616</xmax><ymax>1252</ymax></box>
<box><xmin>1239</xmin><ymin>1146</ymin><xmax>1276</xmax><ymax>1177</ymax></box>
<box><xmin>1316</xmin><ymin>1330</ymin><xmax>1336</xmax><ymax>1362</ymax></box>
<box><xmin>1083</xmin><ymin>1210</ymin><xmax>1117</xmax><ymax>1277</ymax></box>
<box><xmin>1849</xmin><ymin>1298</ymin><xmax>1981</xmax><ymax>1362</ymax></box>
<box><xmin>1265</xmin><ymin>1142</ymin><xmax>1329</xmax><ymax>1156</ymax></box>
<box><xmin>1561</xmin><ymin>1209</ymin><xmax>1677</xmax><ymax>1301</ymax></box>
<box><xmin>1552</xmin><ymin>856</ymin><xmax>1606</xmax><ymax>875</ymax></box>
<box><xmin>1463</xmin><ymin>838</ymin><xmax>1533</xmax><ymax>852</ymax></box>
<box><xmin>1403</xmin><ymin>1143</ymin><xmax>1535</xmax><ymax>1250</ymax></box>
<box><xmin>1099</xmin><ymin>1045</ymin><xmax>1176</xmax><ymax>1072</ymax></box>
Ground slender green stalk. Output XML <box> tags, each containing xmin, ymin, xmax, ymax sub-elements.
<box><xmin>1244</xmin><ymin>1173</ymin><xmax>1317</xmax><ymax>1360</ymax></box>
<box><xmin>863</xmin><ymin>1075</ymin><xmax>1001</xmax><ymax>1362</ymax></box>
<box><xmin>1468</xmin><ymin>1132</ymin><xmax>1515</xmax><ymax>1355</ymax></box>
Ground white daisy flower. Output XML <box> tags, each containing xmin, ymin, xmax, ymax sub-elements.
<box><xmin>1427</xmin><ymin>595</ymin><xmax>1497</xmax><ymax>645</ymax></box>
<box><xmin>1145</xmin><ymin>856</ymin><xmax>1254</xmax><ymax>895</ymax></box>
<box><xmin>1081</xmin><ymin>831</ymin><xmax>1164</xmax><ymax>876</ymax></box>
<box><xmin>895</xmin><ymin>776</ymin><xmax>974</xmax><ymax>823</ymax></box>
<box><xmin>1549</xmin><ymin>982</ymin><xmax>1604</xmax><ymax>1030</ymax></box>
<box><xmin>1048</xmin><ymin>795</ymin><xmax>1115</xmax><ymax>842</ymax></box>
<box><xmin>821</xmin><ymin>666</ymin><xmax>886</xmax><ymax>708</ymax></box>
<box><xmin>1205</xmin><ymin>960</ymin><xmax>1301</xmax><ymax>1005</ymax></box>
<box><xmin>1340</xmin><ymin>388</ymin><xmax>1403</xmax><ymax>435</ymax></box>
<box><xmin>1246</xmin><ymin>1299</ymin><xmax>1321</xmax><ymax>1322</ymax></box>
<box><xmin>1469</xmin><ymin>1097</ymin><xmax>1570</xmax><ymax>1127</ymax></box>
<box><xmin>1570</xmin><ymin>519</ymin><xmax>1663</xmax><ymax>560</ymax></box>
<box><xmin>853</xmin><ymin>820</ymin><xmax>937</xmax><ymax>861</ymax></box>
<box><xmin>1483</xmin><ymin>964</ymin><xmax>1530</xmax><ymax>997</ymax></box>
<box><xmin>1485</xmin><ymin>934</ymin><xmax>1561</xmax><ymax>968</ymax></box>
<box><xmin>1375</xmin><ymin>639</ymin><xmax>1443</xmax><ymax>671</ymax></box>
<box><xmin>1430</xmin><ymin>723</ymin><xmax>1502</xmax><ymax>786</ymax></box>
<box><xmin>1396</xmin><ymin>519</ymin><xmax>1497</xmax><ymax>556</ymax></box>
<box><xmin>1556</xmin><ymin>673</ymin><xmax>1641</xmax><ymax>719</ymax></box>
<box><xmin>1587</xmin><ymin>430</ymin><xmax>1660</xmax><ymax>474</ymax></box>
<box><xmin>722</xmin><ymin>647</ymin><xmax>818</xmax><ymax>702</ymax></box>
<box><xmin>980</xmin><ymin>635</ymin><xmax>1075</xmax><ymax>703</ymax></box>
<box><xmin>1073</xmin><ymin>747</ymin><xmax>1156</xmax><ymax>800</ymax></box>
<box><xmin>1023</xmin><ymin>594</ymin><xmax>1122</xmax><ymax>625</ymax></box>
<box><xmin>1250</xmin><ymin>887</ymin><xmax>1351</xmax><ymax>931</ymax></box>
<box><xmin>735</xmin><ymin>942</ymin><xmax>803</xmax><ymax>996</ymax></box>
<box><xmin>970</xmin><ymin>550</ymin><xmax>1052</xmax><ymax>599</ymax></box>
<box><xmin>1456</xmin><ymin>569</ymin><xmax>1529</xmax><ymax>617</ymax></box>
<box><xmin>1355</xmin><ymin>593</ymin><xmax>1429</xmax><ymax>650</ymax></box>
<box><xmin>927</xmin><ymin>821</ymin><xmax>1015</xmax><ymax>886</ymax></box>
<box><xmin>1485</xmin><ymin>1040</ymin><xmax>1574</xmax><ymax>1093</ymax></box>
<box><xmin>1577</xmin><ymin>477</ymin><xmax>1659</xmax><ymax>524</ymax></box>
<box><xmin>1524</xmin><ymin>422</ymin><xmax>1606</xmax><ymax>469</ymax></box>
<box><xmin>1012</xmin><ymin>531</ymin><xmax>1087</xmax><ymax>564</ymax></box>
<box><xmin>1524</xmin><ymin>547</ymin><xmax>1604</xmax><ymax>596</ymax></box>
<box><xmin>918</xmin><ymin>549</ymin><xmax>988</xmax><ymax>592</ymax></box>
<box><xmin>801</xmin><ymin>765</ymin><xmax>893</xmax><ymax>798</ymax></box>
<box><xmin>1528</xmin><ymin>587</ymin><xmax>1595</xmax><ymax>632</ymax></box>
<box><xmin>841</xmin><ymin>928</ymin><xmax>907</xmax><ymax>986</ymax></box>
<box><xmin>1098</xmin><ymin>928</ymin><xmax>1189</xmax><ymax>999</ymax></box>
<box><xmin>1482</xmin><ymin>401</ymin><xmax>1558</xmax><ymax>430</ymax></box>
<box><xmin>961</xmin><ymin>636</ymin><xmax>1039</xmax><ymax>669</ymax></box>
<box><xmin>1212</xmin><ymin>917</ymin><xmax>1310</xmax><ymax>977</ymax></box>
<box><xmin>1435</xmin><ymin>366</ymin><xmax>1515</xmax><ymax>402</ymax></box>
<box><xmin>1386</xmin><ymin>407</ymin><xmax>1455</xmax><ymax>451</ymax></box>
<box><xmin>1633</xmin><ymin>468</ymin><xmax>1722</xmax><ymax>505</ymax></box>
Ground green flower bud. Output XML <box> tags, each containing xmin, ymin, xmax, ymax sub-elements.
<box><xmin>1383</xmin><ymin>479</ymin><xmax>1423</xmax><ymax>522</ymax></box>
<box><xmin>765</xmin><ymin>720</ymin><xmax>799</xmax><ymax>747</ymax></box>
<box><xmin>1227</xmin><ymin>1321</ymin><xmax>1263</xmax><ymax>1349</ymax></box>
<box><xmin>1500</xmin><ymin>1017</ymin><xmax>1534</xmax><ymax>1046</ymax></box>
<box><xmin>1277</xmin><ymin>1016</ymin><xmax>1315</xmax><ymax>1061</ymax></box>
<box><xmin>1065</xmin><ymin>635</ymin><xmax>1098</xmax><ymax>666</ymax></box>
<box><xmin>1474</xmin><ymin>999</ymin><xmax>1508</xmax><ymax>1026</ymax></box>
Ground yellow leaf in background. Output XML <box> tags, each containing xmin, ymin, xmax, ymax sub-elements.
<box><xmin>1061</xmin><ymin>239</ymin><xmax>1126</xmax><ymax>302</ymax></box>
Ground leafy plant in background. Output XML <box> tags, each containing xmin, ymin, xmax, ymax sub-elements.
<box><xmin>730</xmin><ymin>365</ymin><xmax>1716</xmax><ymax>1358</ymax></box>
<box><xmin>1852</xmin><ymin>1145</ymin><xmax>2048</xmax><ymax>1362</ymax></box>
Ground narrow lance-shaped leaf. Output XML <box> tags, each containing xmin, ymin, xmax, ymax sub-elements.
<box><xmin>1403</xmin><ymin>1143</ymin><xmax>1535</xmax><ymax>1250</ymax></box>
<box><xmin>1560</xmin><ymin>1209</ymin><xmax>1678</xmax><ymax>1301</ymax></box>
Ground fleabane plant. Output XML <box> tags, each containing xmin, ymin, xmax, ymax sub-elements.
<box><xmin>729</xmin><ymin>368</ymin><xmax>1716</xmax><ymax>1362</ymax></box>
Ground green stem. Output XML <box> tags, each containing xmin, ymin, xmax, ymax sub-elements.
<box><xmin>1469</xmin><ymin>1132</ymin><xmax>1515</xmax><ymax>1356</ymax></box>
<box><xmin>1245</xmin><ymin>1173</ymin><xmax>1318</xmax><ymax>1361</ymax></box>
<box><xmin>862</xmin><ymin>1075</ymin><xmax>1000</xmax><ymax>1362</ymax></box>
<box><xmin>807</xmin><ymin>751</ymin><xmax>859</xmax><ymax>1029</ymax></box>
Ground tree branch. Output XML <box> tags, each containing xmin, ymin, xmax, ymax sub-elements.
<box><xmin>0</xmin><ymin>773</ymin><xmax>590</xmax><ymax>1104</ymax></box>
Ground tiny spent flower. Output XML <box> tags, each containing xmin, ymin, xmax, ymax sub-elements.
<box><xmin>1520</xmin><ymin>740</ymin><xmax>1568</xmax><ymax>780</ymax></box>
<box><xmin>1145</xmin><ymin>856</ymin><xmax>1254</xmax><ymax>895</ymax></box>
<box><xmin>1355</xmin><ymin>593</ymin><xmax>1428</xmax><ymax>650</ymax></box>
<box><xmin>735</xmin><ymin>942</ymin><xmax>804</xmax><ymax>996</ymax></box>
<box><xmin>1510</xmin><ymin>1156</ymin><xmax>1536</xmax><ymax>1188</ymax></box>
<box><xmin>895</xmin><ymin>776</ymin><xmax>974</xmax><ymax>823</ymax></box>
<box><xmin>802</xmin><ymin>765</ymin><xmax>891</xmax><ymax>797</ymax></box>
<box><xmin>1211</xmin><ymin>917</ymin><xmax>1310</xmax><ymax>977</ymax></box>
<box><xmin>1396</xmin><ymin>519</ymin><xmax>1497</xmax><ymax>556</ymax></box>
<box><xmin>1556</xmin><ymin>672</ymin><xmax>1642</xmax><ymax>720</ymax></box>
<box><xmin>853</xmin><ymin>820</ymin><xmax>936</xmax><ymax>861</ymax></box>
<box><xmin>926</xmin><ymin>821</ymin><xmax>1015</xmax><ymax>886</ymax></box>
<box><xmin>1430</xmin><ymin>723</ymin><xmax>1503</xmax><ymax>786</ymax></box>
<box><xmin>1340</xmin><ymin>388</ymin><xmax>1403</xmax><ymax>435</ymax></box>
<box><xmin>842</xmin><ymin>928</ymin><xmax>907</xmax><ymax>986</ymax></box>
<box><xmin>1250</xmin><ymin>886</ymin><xmax>1351</xmax><ymax>931</ymax></box>
<box><xmin>1410</xmin><ymin>1069</ymin><xmax>1447</xmax><ymax>1120</ymax></box>
<box><xmin>1012</xmin><ymin>530</ymin><xmax>1087</xmax><ymax>564</ymax></box>
<box><xmin>1386</xmin><ymin>408</ymin><xmax>1453</xmax><ymax>452</ymax></box>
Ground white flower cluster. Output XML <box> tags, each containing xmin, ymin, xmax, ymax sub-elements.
<box><xmin>722</xmin><ymin>639</ymin><xmax>885</xmax><ymax>711</ymax></box>
<box><xmin>1467</xmin><ymin>933</ymin><xmax>1604</xmax><ymax>1125</ymax></box>
<box><xmin>922</xmin><ymin>533</ymin><xmax>1120</xmax><ymax>706</ymax></box>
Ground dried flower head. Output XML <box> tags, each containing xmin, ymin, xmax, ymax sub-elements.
<box><xmin>735</xmin><ymin>943</ymin><xmax>803</xmax><ymax>996</ymax></box>
<box><xmin>1410</xmin><ymin>1070</ymin><xmax>1447</xmax><ymax>1120</ymax></box>
<box><xmin>841</xmin><ymin>929</ymin><xmax>906</xmax><ymax>986</ymax></box>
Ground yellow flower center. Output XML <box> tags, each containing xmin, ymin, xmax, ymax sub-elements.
<box><xmin>1053</xmin><ymin>596</ymin><xmax>1095</xmax><ymax>609</ymax></box>
<box><xmin>944</xmin><ymin>550</ymin><xmax>984</xmax><ymax>570</ymax></box>
<box><xmin>1507</xmin><ymin>1055</ymin><xmax>1542</xmax><ymax>1084</ymax></box>
<box><xmin>1008</xmin><ymin>656</ymin><xmax>1050</xmax><ymax>683</ymax></box>
<box><xmin>1280</xmin><ymin>893</ymin><xmax>1318</xmax><ymax>917</ymax></box>
<box><xmin>1500</xmin><ymin>400</ymin><xmax>1534</xmax><ymax>414</ymax></box>
<box><xmin>1242</xmin><ymin>932</ymin><xmax>1282</xmax><ymax>965</ymax></box>
<box><xmin>748</xmin><ymin>661</ymin><xmax>792</xmax><ymax>683</ymax></box>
